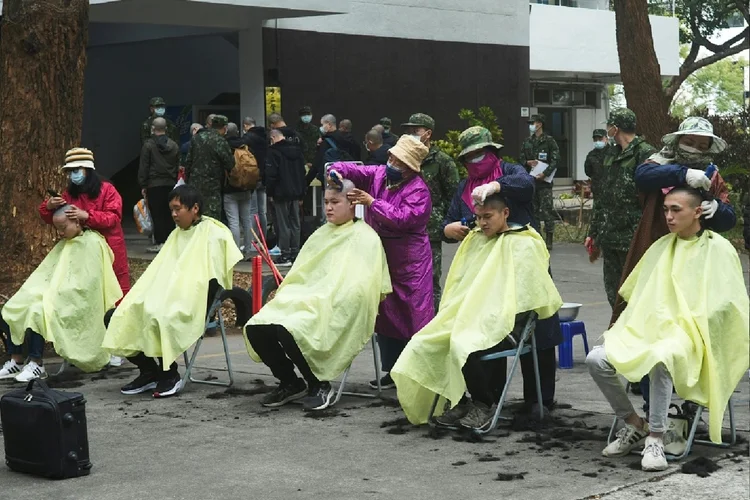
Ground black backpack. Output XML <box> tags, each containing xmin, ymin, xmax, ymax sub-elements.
<box><xmin>322</xmin><ymin>138</ymin><xmax>353</xmax><ymax>164</ymax></box>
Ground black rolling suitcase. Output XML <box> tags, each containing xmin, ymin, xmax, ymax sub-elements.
<box><xmin>0</xmin><ymin>379</ymin><xmax>92</xmax><ymax>478</ymax></box>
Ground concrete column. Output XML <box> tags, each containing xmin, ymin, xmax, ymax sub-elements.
<box><xmin>239</xmin><ymin>24</ymin><xmax>265</xmax><ymax>125</ymax></box>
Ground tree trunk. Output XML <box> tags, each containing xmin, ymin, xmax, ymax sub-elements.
<box><xmin>613</xmin><ymin>0</ymin><xmax>672</xmax><ymax>146</ymax></box>
<box><xmin>0</xmin><ymin>0</ymin><xmax>88</xmax><ymax>294</ymax></box>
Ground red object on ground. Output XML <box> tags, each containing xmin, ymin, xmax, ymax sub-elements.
<box><xmin>252</xmin><ymin>256</ymin><xmax>263</xmax><ymax>314</ymax></box>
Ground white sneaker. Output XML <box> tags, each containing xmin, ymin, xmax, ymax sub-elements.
<box><xmin>0</xmin><ymin>359</ymin><xmax>23</xmax><ymax>380</ymax></box>
<box><xmin>109</xmin><ymin>355</ymin><xmax>125</xmax><ymax>367</ymax></box>
<box><xmin>641</xmin><ymin>436</ymin><xmax>669</xmax><ymax>471</ymax></box>
<box><xmin>663</xmin><ymin>418</ymin><xmax>688</xmax><ymax>456</ymax></box>
<box><xmin>15</xmin><ymin>361</ymin><xmax>47</xmax><ymax>382</ymax></box>
<box><xmin>602</xmin><ymin>421</ymin><xmax>649</xmax><ymax>457</ymax></box>
<box><xmin>146</xmin><ymin>243</ymin><xmax>164</xmax><ymax>253</ymax></box>
<box><xmin>268</xmin><ymin>246</ymin><xmax>281</xmax><ymax>256</ymax></box>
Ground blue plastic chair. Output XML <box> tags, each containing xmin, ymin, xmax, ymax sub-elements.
<box><xmin>427</xmin><ymin>312</ymin><xmax>543</xmax><ymax>433</ymax></box>
<box><xmin>558</xmin><ymin>320</ymin><xmax>589</xmax><ymax>369</ymax></box>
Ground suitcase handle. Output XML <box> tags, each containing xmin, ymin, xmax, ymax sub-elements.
<box><xmin>25</xmin><ymin>378</ymin><xmax>54</xmax><ymax>395</ymax></box>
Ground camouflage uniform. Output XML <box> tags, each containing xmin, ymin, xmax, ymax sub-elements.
<box><xmin>588</xmin><ymin>109</ymin><xmax>656</xmax><ymax>307</ymax></box>
<box><xmin>140</xmin><ymin>97</ymin><xmax>180</xmax><ymax>145</ymax></box>
<box><xmin>184</xmin><ymin>115</ymin><xmax>235</xmax><ymax>219</ymax></box>
<box><xmin>584</xmin><ymin>129</ymin><xmax>610</xmax><ymax>239</ymax></box>
<box><xmin>402</xmin><ymin>113</ymin><xmax>460</xmax><ymax>312</ymax></box>
<box><xmin>295</xmin><ymin>106</ymin><xmax>320</xmax><ymax>165</ymax></box>
<box><xmin>519</xmin><ymin>114</ymin><xmax>559</xmax><ymax>239</ymax></box>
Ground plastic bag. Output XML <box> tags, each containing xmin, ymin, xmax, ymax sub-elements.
<box><xmin>133</xmin><ymin>199</ymin><xmax>153</xmax><ymax>236</ymax></box>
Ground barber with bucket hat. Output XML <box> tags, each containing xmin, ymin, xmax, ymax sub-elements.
<box><xmin>40</xmin><ymin>147</ymin><xmax>131</xmax><ymax>298</ymax></box>
<box><xmin>327</xmin><ymin>135</ymin><xmax>433</xmax><ymax>390</ymax></box>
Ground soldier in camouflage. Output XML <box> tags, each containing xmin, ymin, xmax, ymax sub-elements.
<box><xmin>295</xmin><ymin>106</ymin><xmax>320</xmax><ymax>166</ymax></box>
<box><xmin>584</xmin><ymin>129</ymin><xmax>610</xmax><ymax>241</ymax></box>
<box><xmin>140</xmin><ymin>97</ymin><xmax>180</xmax><ymax>145</ymax></box>
<box><xmin>184</xmin><ymin>115</ymin><xmax>235</xmax><ymax>220</ymax></box>
<box><xmin>586</xmin><ymin>109</ymin><xmax>656</xmax><ymax>308</ymax></box>
<box><xmin>401</xmin><ymin>113</ymin><xmax>460</xmax><ymax>313</ymax></box>
<box><xmin>519</xmin><ymin>114</ymin><xmax>559</xmax><ymax>249</ymax></box>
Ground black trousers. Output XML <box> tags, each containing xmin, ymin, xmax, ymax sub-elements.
<box><xmin>463</xmin><ymin>346</ymin><xmax>557</xmax><ymax>407</ymax></box>
<box><xmin>377</xmin><ymin>334</ymin><xmax>408</xmax><ymax>373</ymax></box>
<box><xmin>246</xmin><ymin>324</ymin><xmax>319</xmax><ymax>386</ymax></box>
<box><xmin>147</xmin><ymin>185</ymin><xmax>175</xmax><ymax>244</ymax></box>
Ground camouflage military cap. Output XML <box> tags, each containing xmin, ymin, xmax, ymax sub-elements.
<box><xmin>149</xmin><ymin>97</ymin><xmax>166</xmax><ymax>106</ymax></box>
<box><xmin>606</xmin><ymin>108</ymin><xmax>636</xmax><ymax>130</ymax></box>
<box><xmin>527</xmin><ymin>114</ymin><xmax>545</xmax><ymax>124</ymax></box>
<box><xmin>211</xmin><ymin>115</ymin><xmax>229</xmax><ymax>127</ymax></box>
<box><xmin>379</xmin><ymin>117</ymin><xmax>392</xmax><ymax>127</ymax></box>
<box><xmin>401</xmin><ymin>113</ymin><xmax>435</xmax><ymax>130</ymax></box>
<box><xmin>662</xmin><ymin>116</ymin><xmax>727</xmax><ymax>154</ymax></box>
<box><xmin>457</xmin><ymin>126</ymin><xmax>503</xmax><ymax>159</ymax></box>
<box><xmin>298</xmin><ymin>106</ymin><xmax>312</xmax><ymax>116</ymax></box>
<box><xmin>592</xmin><ymin>129</ymin><xmax>607</xmax><ymax>138</ymax></box>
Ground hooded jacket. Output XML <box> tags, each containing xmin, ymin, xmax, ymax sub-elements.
<box><xmin>266</xmin><ymin>138</ymin><xmax>307</xmax><ymax>201</ymax></box>
<box><xmin>138</xmin><ymin>134</ymin><xmax>179</xmax><ymax>189</ymax></box>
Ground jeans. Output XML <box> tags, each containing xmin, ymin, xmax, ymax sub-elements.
<box><xmin>224</xmin><ymin>190</ymin><xmax>254</xmax><ymax>254</ymax></box>
<box><xmin>1</xmin><ymin>315</ymin><xmax>44</xmax><ymax>360</ymax></box>
<box><xmin>249</xmin><ymin>183</ymin><xmax>268</xmax><ymax>240</ymax></box>
<box><xmin>245</xmin><ymin>324</ymin><xmax>320</xmax><ymax>386</ymax></box>
<box><xmin>146</xmin><ymin>185</ymin><xmax>175</xmax><ymax>245</ymax></box>
<box><xmin>274</xmin><ymin>199</ymin><xmax>301</xmax><ymax>260</ymax></box>
<box><xmin>377</xmin><ymin>334</ymin><xmax>408</xmax><ymax>372</ymax></box>
<box><xmin>586</xmin><ymin>346</ymin><xmax>672</xmax><ymax>433</ymax></box>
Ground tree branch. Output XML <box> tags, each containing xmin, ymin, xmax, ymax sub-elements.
<box><xmin>666</xmin><ymin>40</ymin><xmax>749</xmax><ymax>101</ymax></box>
<box><xmin>699</xmin><ymin>27</ymin><xmax>748</xmax><ymax>55</ymax></box>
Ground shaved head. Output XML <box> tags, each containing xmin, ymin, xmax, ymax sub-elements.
<box><xmin>373</xmin><ymin>124</ymin><xmax>385</xmax><ymax>134</ymax></box>
<box><xmin>339</xmin><ymin>119</ymin><xmax>353</xmax><ymax>132</ymax></box>
<box><xmin>152</xmin><ymin>117</ymin><xmax>167</xmax><ymax>131</ymax></box>
<box><xmin>366</xmin><ymin>129</ymin><xmax>383</xmax><ymax>145</ymax></box>
<box><xmin>326</xmin><ymin>178</ymin><xmax>355</xmax><ymax>196</ymax></box>
<box><xmin>226</xmin><ymin>122</ymin><xmax>239</xmax><ymax>138</ymax></box>
<box><xmin>665</xmin><ymin>186</ymin><xmax>703</xmax><ymax>208</ymax></box>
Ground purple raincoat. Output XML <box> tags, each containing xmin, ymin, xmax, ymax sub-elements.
<box><xmin>331</xmin><ymin>162</ymin><xmax>434</xmax><ymax>340</ymax></box>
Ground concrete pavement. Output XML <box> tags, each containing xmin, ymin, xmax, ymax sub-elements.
<box><xmin>1</xmin><ymin>242</ymin><xmax>748</xmax><ymax>499</ymax></box>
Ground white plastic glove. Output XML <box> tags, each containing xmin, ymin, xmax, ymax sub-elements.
<box><xmin>700</xmin><ymin>199</ymin><xmax>718</xmax><ymax>219</ymax></box>
<box><xmin>471</xmin><ymin>182</ymin><xmax>500</xmax><ymax>205</ymax></box>
<box><xmin>685</xmin><ymin>169</ymin><xmax>711</xmax><ymax>190</ymax></box>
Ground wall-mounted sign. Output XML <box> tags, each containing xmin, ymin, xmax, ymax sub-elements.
<box><xmin>520</xmin><ymin>107</ymin><xmax>530</xmax><ymax>118</ymax></box>
<box><xmin>265</xmin><ymin>86</ymin><xmax>282</xmax><ymax>119</ymax></box>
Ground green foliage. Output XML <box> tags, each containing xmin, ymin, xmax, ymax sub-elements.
<box><xmin>434</xmin><ymin>107</ymin><xmax>507</xmax><ymax>178</ymax></box>
<box><xmin>671</xmin><ymin>46</ymin><xmax>748</xmax><ymax>117</ymax></box>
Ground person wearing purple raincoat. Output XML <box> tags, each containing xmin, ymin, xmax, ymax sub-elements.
<box><xmin>328</xmin><ymin>135</ymin><xmax>433</xmax><ymax>388</ymax></box>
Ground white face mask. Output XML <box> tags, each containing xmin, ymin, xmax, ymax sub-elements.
<box><xmin>593</xmin><ymin>141</ymin><xmax>606</xmax><ymax>150</ymax></box>
<box><xmin>468</xmin><ymin>153</ymin><xmax>486</xmax><ymax>164</ymax></box>
<box><xmin>529</xmin><ymin>124</ymin><xmax>537</xmax><ymax>134</ymax></box>
<box><xmin>678</xmin><ymin>144</ymin><xmax>702</xmax><ymax>154</ymax></box>
<box><xmin>154</xmin><ymin>107</ymin><xmax>166</xmax><ymax>117</ymax></box>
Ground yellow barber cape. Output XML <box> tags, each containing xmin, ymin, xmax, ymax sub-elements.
<box><xmin>2</xmin><ymin>231</ymin><xmax>122</xmax><ymax>372</ymax></box>
<box><xmin>604</xmin><ymin>231</ymin><xmax>749</xmax><ymax>443</ymax></box>
<box><xmin>245</xmin><ymin>219</ymin><xmax>391</xmax><ymax>381</ymax></box>
<box><xmin>391</xmin><ymin>226</ymin><xmax>562</xmax><ymax>424</ymax></box>
<box><xmin>103</xmin><ymin>217</ymin><xmax>242</xmax><ymax>368</ymax></box>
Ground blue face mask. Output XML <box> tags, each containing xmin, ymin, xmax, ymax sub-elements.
<box><xmin>301</xmin><ymin>115</ymin><xmax>312</xmax><ymax>124</ymax></box>
<box><xmin>385</xmin><ymin>163</ymin><xmax>403</xmax><ymax>182</ymax></box>
<box><xmin>69</xmin><ymin>169</ymin><xmax>86</xmax><ymax>185</ymax></box>
<box><xmin>593</xmin><ymin>141</ymin><xmax>606</xmax><ymax>150</ymax></box>
<box><xmin>154</xmin><ymin>107</ymin><xmax>166</xmax><ymax>117</ymax></box>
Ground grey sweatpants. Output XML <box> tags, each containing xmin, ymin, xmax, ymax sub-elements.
<box><xmin>586</xmin><ymin>346</ymin><xmax>673</xmax><ymax>433</ymax></box>
<box><xmin>274</xmin><ymin>199</ymin><xmax>301</xmax><ymax>260</ymax></box>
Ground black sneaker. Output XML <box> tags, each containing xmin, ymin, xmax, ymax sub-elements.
<box><xmin>261</xmin><ymin>379</ymin><xmax>307</xmax><ymax>407</ymax></box>
<box><xmin>369</xmin><ymin>373</ymin><xmax>395</xmax><ymax>390</ymax></box>
<box><xmin>153</xmin><ymin>371</ymin><xmax>183</xmax><ymax>399</ymax></box>
<box><xmin>121</xmin><ymin>372</ymin><xmax>159</xmax><ymax>395</ymax></box>
<box><xmin>275</xmin><ymin>258</ymin><xmax>293</xmax><ymax>268</ymax></box>
<box><xmin>301</xmin><ymin>382</ymin><xmax>334</xmax><ymax>411</ymax></box>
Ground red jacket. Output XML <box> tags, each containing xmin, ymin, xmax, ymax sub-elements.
<box><xmin>39</xmin><ymin>181</ymin><xmax>131</xmax><ymax>296</ymax></box>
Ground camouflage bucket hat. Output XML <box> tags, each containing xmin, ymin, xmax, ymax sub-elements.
<box><xmin>662</xmin><ymin>116</ymin><xmax>727</xmax><ymax>154</ymax></box>
<box><xmin>149</xmin><ymin>97</ymin><xmax>166</xmax><ymax>107</ymax></box>
<box><xmin>401</xmin><ymin>113</ymin><xmax>435</xmax><ymax>130</ymax></box>
<box><xmin>606</xmin><ymin>108</ymin><xmax>636</xmax><ymax>130</ymax></box>
<box><xmin>457</xmin><ymin>126</ymin><xmax>503</xmax><ymax>159</ymax></box>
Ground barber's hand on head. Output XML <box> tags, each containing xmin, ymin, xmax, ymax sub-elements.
<box><xmin>685</xmin><ymin>169</ymin><xmax>711</xmax><ymax>190</ymax></box>
<box><xmin>444</xmin><ymin>221</ymin><xmax>470</xmax><ymax>241</ymax></box>
<box><xmin>700</xmin><ymin>199</ymin><xmax>718</xmax><ymax>219</ymax></box>
<box><xmin>347</xmin><ymin>189</ymin><xmax>374</xmax><ymax>207</ymax></box>
<box><xmin>65</xmin><ymin>205</ymin><xmax>89</xmax><ymax>223</ymax></box>
<box><xmin>46</xmin><ymin>197</ymin><xmax>66</xmax><ymax>211</ymax></box>
<box><xmin>471</xmin><ymin>181</ymin><xmax>501</xmax><ymax>205</ymax></box>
